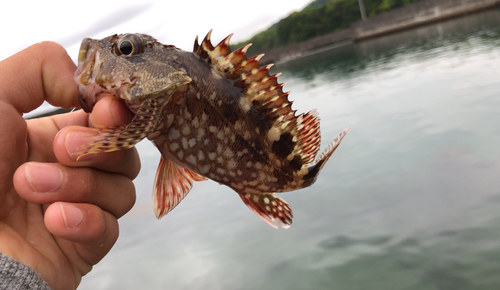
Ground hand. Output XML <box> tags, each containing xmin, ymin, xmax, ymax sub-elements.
<box><xmin>0</xmin><ymin>42</ymin><xmax>139</xmax><ymax>289</ymax></box>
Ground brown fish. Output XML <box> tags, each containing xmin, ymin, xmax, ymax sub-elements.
<box><xmin>75</xmin><ymin>31</ymin><xmax>349</xmax><ymax>228</ymax></box>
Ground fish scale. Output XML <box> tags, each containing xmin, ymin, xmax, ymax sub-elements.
<box><xmin>75</xmin><ymin>31</ymin><xmax>349</xmax><ymax>228</ymax></box>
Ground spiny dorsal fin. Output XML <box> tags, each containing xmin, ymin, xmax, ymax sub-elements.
<box><xmin>193</xmin><ymin>31</ymin><xmax>288</xmax><ymax>116</ymax></box>
<box><xmin>193</xmin><ymin>31</ymin><xmax>325</xmax><ymax>175</ymax></box>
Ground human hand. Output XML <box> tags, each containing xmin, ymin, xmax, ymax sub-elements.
<box><xmin>0</xmin><ymin>42</ymin><xmax>139</xmax><ymax>289</ymax></box>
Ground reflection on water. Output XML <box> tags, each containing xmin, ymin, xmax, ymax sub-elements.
<box><xmin>80</xmin><ymin>9</ymin><xmax>500</xmax><ymax>290</ymax></box>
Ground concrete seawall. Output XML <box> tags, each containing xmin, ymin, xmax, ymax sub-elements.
<box><xmin>260</xmin><ymin>0</ymin><xmax>500</xmax><ymax>64</ymax></box>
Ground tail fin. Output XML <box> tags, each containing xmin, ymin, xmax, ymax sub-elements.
<box><xmin>303</xmin><ymin>128</ymin><xmax>350</xmax><ymax>182</ymax></box>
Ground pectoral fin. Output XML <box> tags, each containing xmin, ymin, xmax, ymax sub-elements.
<box><xmin>239</xmin><ymin>192</ymin><xmax>293</xmax><ymax>229</ymax></box>
<box><xmin>153</xmin><ymin>155</ymin><xmax>207</xmax><ymax>219</ymax></box>
<box><xmin>77</xmin><ymin>98</ymin><xmax>162</xmax><ymax>158</ymax></box>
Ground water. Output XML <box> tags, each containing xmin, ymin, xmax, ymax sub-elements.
<box><xmin>80</xmin><ymin>9</ymin><xmax>500</xmax><ymax>290</ymax></box>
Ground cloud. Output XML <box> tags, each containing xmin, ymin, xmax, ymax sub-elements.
<box><xmin>56</xmin><ymin>3</ymin><xmax>153</xmax><ymax>48</ymax></box>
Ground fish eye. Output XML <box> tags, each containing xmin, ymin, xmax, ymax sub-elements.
<box><xmin>119</xmin><ymin>40</ymin><xmax>134</xmax><ymax>55</ymax></box>
<box><xmin>116</xmin><ymin>34</ymin><xmax>144</xmax><ymax>56</ymax></box>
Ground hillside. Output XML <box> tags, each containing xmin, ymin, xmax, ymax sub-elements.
<box><xmin>232</xmin><ymin>0</ymin><xmax>422</xmax><ymax>55</ymax></box>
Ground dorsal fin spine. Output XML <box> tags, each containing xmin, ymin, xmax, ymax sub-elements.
<box><xmin>193</xmin><ymin>35</ymin><xmax>199</xmax><ymax>53</ymax></box>
<box><xmin>193</xmin><ymin>31</ymin><xmax>330</xmax><ymax>172</ymax></box>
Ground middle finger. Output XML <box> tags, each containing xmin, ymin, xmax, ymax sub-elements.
<box><xmin>14</xmin><ymin>162</ymin><xmax>136</xmax><ymax>218</ymax></box>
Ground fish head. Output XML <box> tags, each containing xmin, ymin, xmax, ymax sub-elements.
<box><xmin>74</xmin><ymin>33</ymin><xmax>191</xmax><ymax>113</ymax></box>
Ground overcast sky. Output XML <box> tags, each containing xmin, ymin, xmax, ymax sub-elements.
<box><xmin>1</xmin><ymin>0</ymin><xmax>311</xmax><ymax>62</ymax></box>
<box><xmin>3</xmin><ymin>0</ymin><xmax>312</xmax><ymax>117</ymax></box>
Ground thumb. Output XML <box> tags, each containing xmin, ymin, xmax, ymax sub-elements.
<box><xmin>0</xmin><ymin>41</ymin><xmax>78</xmax><ymax>114</ymax></box>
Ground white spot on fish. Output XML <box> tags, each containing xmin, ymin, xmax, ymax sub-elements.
<box><xmin>234</xmin><ymin>120</ymin><xmax>242</xmax><ymax>130</ymax></box>
<box><xmin>227</xmin><ymin>160</ymin><xmax>237</xmax><ymax>170</ymax></box>
<box><xmin>223</xmin><ymin>148</ymin><xmax>234</xmax><ymax>158</ymax></box>
<box><xmin>267</xmin><ymin>127</ymin><xmax>281</xmax><ymax>142</ymax></box>
<box><xmin>169</xmin><ymin>143</ymin><xmax>179</xmax><ymax>151</ymax></box>
<box><xmin>231</xmin><ymin>182</ymin><xmax>244</xmax><ymax>190</ymax></box>
<box><xmin>201</xmin><ymin>112</ymin><xmax>208</xmax><ymax>122</ymax></box>
<box><xmin>199</xmin><ymin>164</ymin><xmax>210</xmax><ymax>174</ymax></box>
<box><xmin>197</xmin><ymin>128</ymin><xmax>205</xmax><ymax>139</ymax></box>
<box><xmin>239</xmin><ymin>97</ymin><xmax>251</xmax><ymax>112</ymax></box>
<box><xmin>168</xmin><ymin>128</ymin><xmax>180</xmax><ymax>140</ymax></box>
<box><xmin>182</xmin><ymin>125</ymin><xmax>191</xmax><ymax>135</ymax></box>
<box><xmin>192</xmin><ymin>117</ymin><xmax>200</xmax><ymax>128</ymax></box>
<box><xmin>186</xmin><ymin>155</ymin><xmax>197</xmax><ymax>165</ymax></box>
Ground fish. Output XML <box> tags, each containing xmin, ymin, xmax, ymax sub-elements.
<box><xmin>74</xmin><ymin>31</ymin><xmax>349</xmax><ymax>228</ymax></box>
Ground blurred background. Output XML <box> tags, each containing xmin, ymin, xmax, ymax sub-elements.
<box><xmin>3</xmin><ymin>1</ymin><xmax>500</xmax><ymax>289</ymax></box>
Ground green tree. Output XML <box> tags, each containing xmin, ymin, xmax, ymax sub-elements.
<box><xmin>232</xmin><ymin>0</ymin><xmax>422</xmax><ymax>54</ymax></box>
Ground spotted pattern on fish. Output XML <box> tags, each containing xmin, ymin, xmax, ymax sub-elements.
<box><xmin>75</xmin><ymin>31</ymin><xmax>349</xmax><ymax>228</ymax></box>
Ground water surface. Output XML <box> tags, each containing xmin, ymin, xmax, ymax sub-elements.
<box><xmin>80</xmin><ymin>9</ymin><xmax>500</xmax><ymax>290</ymax></box>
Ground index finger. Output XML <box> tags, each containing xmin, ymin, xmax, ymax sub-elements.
<box><xmin>0</xmin><ymin>41</ymin><xmax>78</xmax><ymax>113</ymax></box>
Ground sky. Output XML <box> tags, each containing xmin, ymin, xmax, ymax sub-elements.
<box><xmin>1</xmin><ymin>0</ymin><xmax>312</xmax><ymax>62</ymax></box>
<box><xmin>2</xmin><ymin>0</ymin><xmax>312</xmax><ymax>117</ymax></box>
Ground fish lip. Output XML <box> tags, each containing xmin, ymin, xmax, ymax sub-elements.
<box><xmin>77</xmin><ymin>38</ymin><xmax>92</xmax><ymax>67</ymax></box>
<box><xmin>74</xmin><ymin>42</ymin><xmax>102</xmax><ymax>113</ymax></box>
<box><xmin>78</xmin><ymin>87</ymin><xmax>94</xmax><ymax>113</ymax></box>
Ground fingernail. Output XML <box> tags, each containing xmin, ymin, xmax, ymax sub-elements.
<box><xmin>60</xmin><ymin>203</ymin><xmax>83</xmax><ymax>228</ymax></box>
<box><xmin>25</xmin><ymin>164</ymin><xmax>63</xmax><ymax>193</ymax></box>
<box><xmin>65</xmin><ymin>130</ymin><xmax>98</xmax><ymax>161</ymax></box>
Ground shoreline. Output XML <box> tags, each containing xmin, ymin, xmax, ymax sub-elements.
<box><xmin>260</xmin><ymin>0</ymin><xmax>500</xmax><ymax>64</ymax></box>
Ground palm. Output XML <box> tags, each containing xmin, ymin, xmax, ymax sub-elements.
<box><xmin>0</xmin><ymin>107</ymin><xmax>92</xmax><ymax>289</ymax></box>
<box><xmin>0</xmin><ymin>42</ymin><xmax>138</xmax><ymax>290</ymax></box>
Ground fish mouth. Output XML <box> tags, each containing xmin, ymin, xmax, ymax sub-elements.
<box><xmin>78</xmin><ymin>90</ymin><xmax>93</xmax><ymax>113</ymax></box>
<box><xmin>74</xmin><ymin>39</ymin><xmax>104</xmax><ymax>113</ymax></box>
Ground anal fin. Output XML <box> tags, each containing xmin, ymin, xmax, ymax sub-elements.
<box><xmin>239</xmin><ymin>193</ymin><xmax>293</xmax><ymax>229</ymax></box>
<box><xmin>154</xmin><ymin>155</ymin><xmax>207</xmax><ymax>219</ymax></box>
